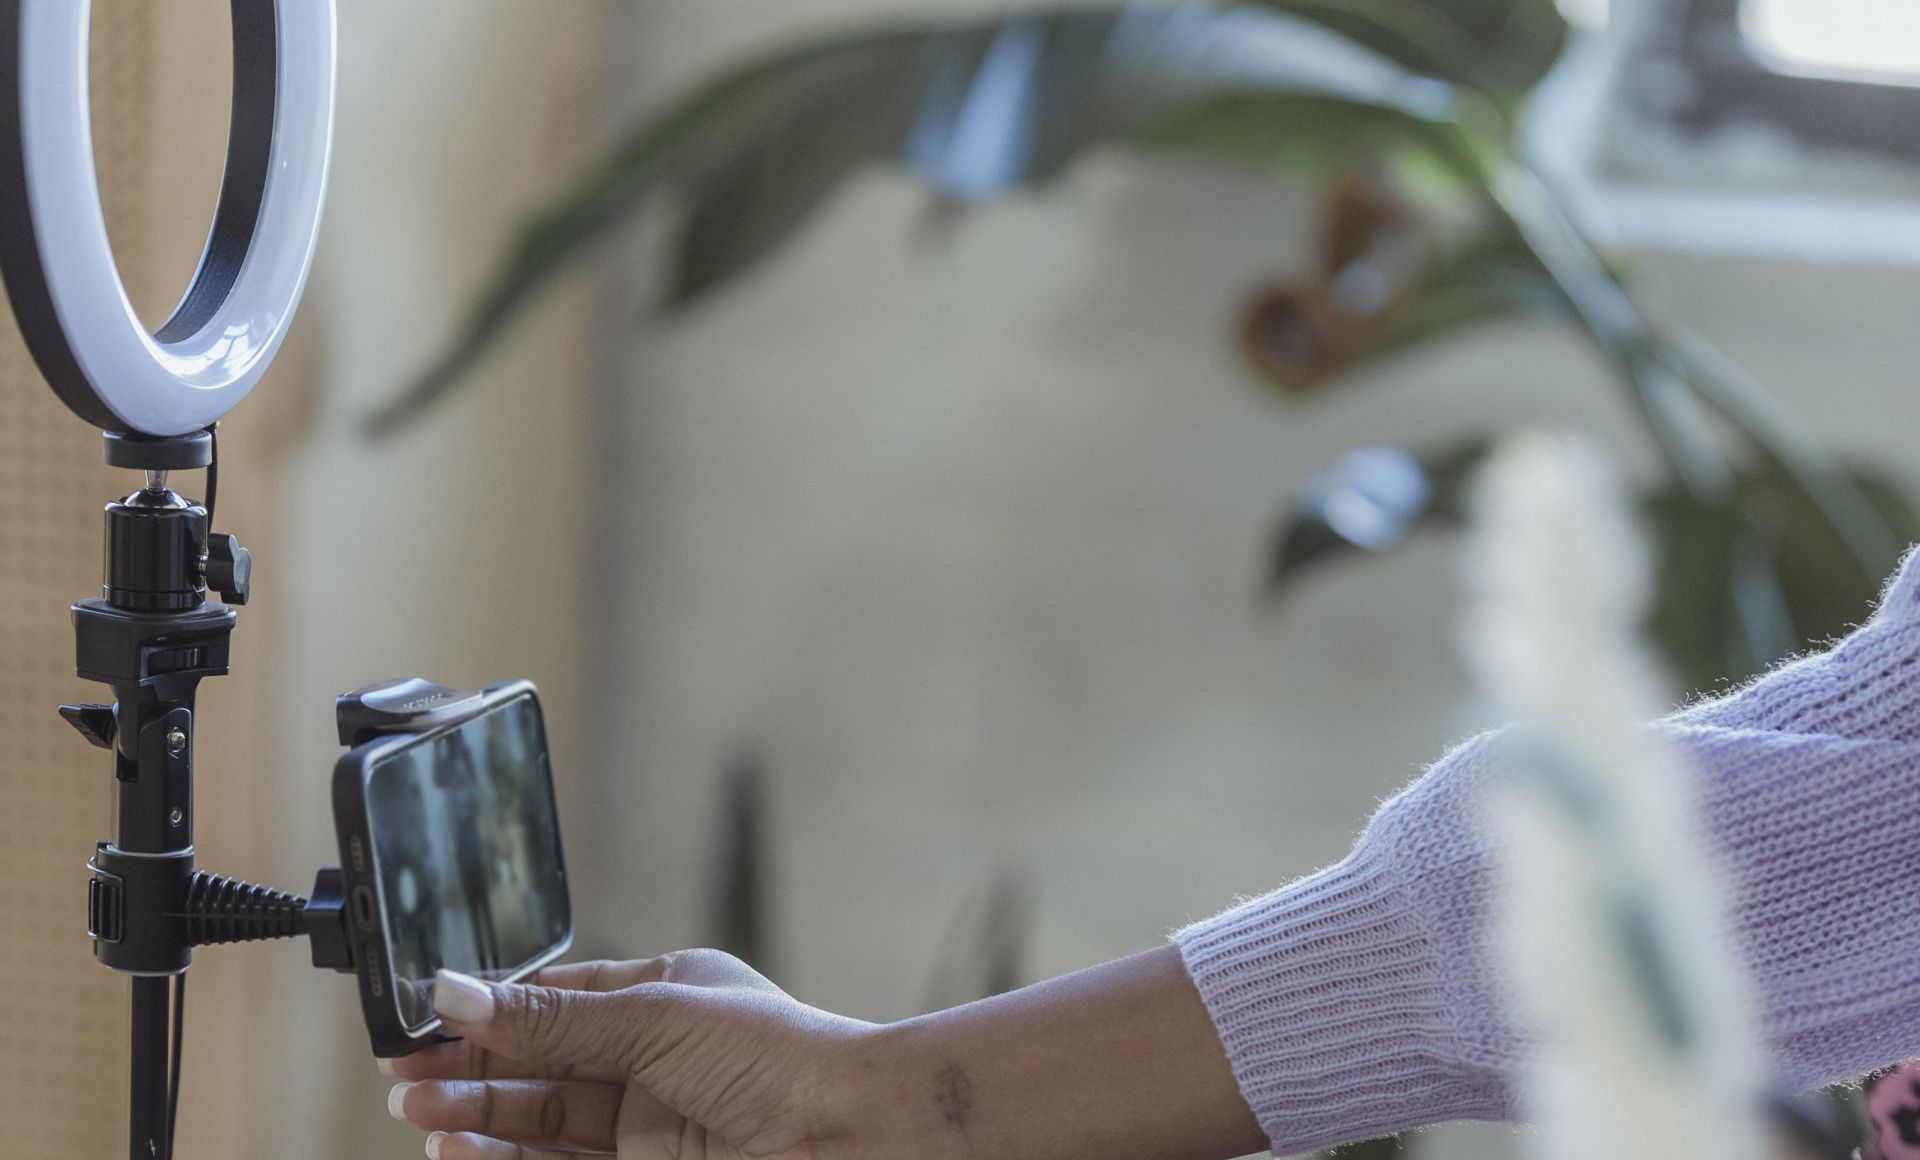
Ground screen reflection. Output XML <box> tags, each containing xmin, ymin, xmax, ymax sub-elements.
<box><xmin>366</xmin><ymin>694</ymin><xmax>569</xmax><ymax>1032</ymax></box>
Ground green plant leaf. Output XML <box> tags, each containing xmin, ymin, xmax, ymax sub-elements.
<box><xmin>1138</xmin><ymin>89</ymin><xmax>1489</xmax><ymax>193</ymax></box>
<box><xmin>1267</xmin><ymin>436</ymin><xmax>1495</xmax><ymax>596</ymax></box>
<box><xmin>1664</xmin><ymin>332</ymin><xmax>1907</xmax><ymax>585</ymax></box>
<box><xmin>1252</xmin><ymin>0</ymin><xmax>1567</xmax><ymax>103</ymax></box>
<box><xmin>372</xmin><ymin>3</ymin><xmax>1506</xmax><ymax>436</ymax></box>
<box><xmin>1647</xmin><ymin>463</ymin><xmax>1920</xmax><ymax>693</ymax></box>
<box><xmin>664</xmin><ymin>40</ymin><xmax>961</xmax><ymax>306</ymax></box>
<box><xmin>1472</xmin><ymin>170</ymin><xmax>1899</xmax><ymax>683</ymax></box>
<box><xmin>1271</xmin><ymin>439</ymin><xmax>1920</xmax><ymax>689</ymax></box>
<box><xmin>1640</xmin><ymin>491</ymin><xmax>1752</xmax><ymax>691</ymax></box>
<box><xmin>366</xmin><ymin>29</ymin><xmax>959</xmax><ymax>436</ymax></box>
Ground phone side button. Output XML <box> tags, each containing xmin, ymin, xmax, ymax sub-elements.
<box><xmin>351</xmin><ymin>886</ymin><xmax>377</xmax><ymax>932</ymax></box>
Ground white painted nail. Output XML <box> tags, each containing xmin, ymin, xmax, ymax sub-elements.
<box><xmin>377</xmin><ymin>1056</ymin><xmax>399</xmax><ymax>1078</ymax></box>
<box><xmin>387</xmin><ymin>1082</ymin><xmax>412</xmax><ymax>1122</ymax></box>
<box><xmin>433</xmin><ymin>970</ymin><xmax>494</xmax><ymax>1024</ymax></box>
<box><xmin>425</xmin><ymin>1131</ymin><xmax>447</xmax><ymax>1160</ymax></box>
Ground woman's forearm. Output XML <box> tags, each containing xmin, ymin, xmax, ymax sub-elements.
<box><xmin>855</xmin><ymin>946</ymin><xmax>1265</xmax><ymax>1160</ymax></box>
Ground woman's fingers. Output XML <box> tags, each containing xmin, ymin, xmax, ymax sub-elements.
<box><xmin>532</xmin><ymin>957</ymin><xmax>669</xmax><ymax>994</ymax></box>
<box><xmin>433</xmin><ymin>971</ymin><xmax>675</xmax><ymax>1078</ymax></box>
<box><xmin>382</xmin><ymin>959</ymin><xmax>674</xmax><ymax>1084</ymax></box>
<box><xmin>383</xmin><ymin>953</ymin><xmax>768</xmax><ymax>1090</ymax></box>
<box><xmin>423</xmin><ymin>1131</ymin><xmax>601</xmax><ymax>1160</ymax></box>
<box><xmin>393</xmin><ymin>1078</ymin><xmax>621</xmax><ymax>1152</ymax></box>
<box><xmin>382</xmin><ymin>1035</ymin><xmax>624</xmax><ymax>1086</ymax></box>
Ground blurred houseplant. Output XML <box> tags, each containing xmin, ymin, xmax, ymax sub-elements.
<box><xmin>374</xmin><ymin>4</ymin><xmax>1908</xmax><ymax>1153</ymax></box>
<box><xmin>371</xmin><ymin>0</ymin><xmax>1916</xmax><ymax>694</ymax></box>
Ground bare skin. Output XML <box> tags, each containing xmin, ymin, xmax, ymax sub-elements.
<box><xmin>385</xmin><ymin>945</ymin><xmax>1266</xmax><ymax>1160</ymax></box>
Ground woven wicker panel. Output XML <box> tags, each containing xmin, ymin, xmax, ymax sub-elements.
<box><xmin>0</xmin><ymin>5</ymin><xmax>157</xmax><ymax>1154</ymax></box>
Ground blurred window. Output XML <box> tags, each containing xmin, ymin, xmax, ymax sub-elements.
<box><xmin>1743</xmin><ymin>0</ymin><xmax>1920</xmax><ymax>87</ymax></box>
<box><xmin>1526</xmin><ymin>0</ymin><xmax>1920</xmax><ymax>261</ymax></box>
<box><xmin>1650</xmin><ymin>0</ymin><xmax>1920</xmax><ymax>162</ymax></box>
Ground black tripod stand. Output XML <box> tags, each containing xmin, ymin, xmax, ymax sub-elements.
<box><xmin>62</xmin><ymin>429</ymin><xmax>241</xmax><ymax>1160</ymax></box>
<box><xmin>0</xmin><ymin>6</ymin><xmax>341</xmax><ymax>1155</ymax></box>
<box><xmin>62</xmin><ymin>428</ymin><xmax>351</xmax><ymax>1160</ymax></box>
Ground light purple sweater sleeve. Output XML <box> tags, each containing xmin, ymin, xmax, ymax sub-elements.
<box><xmin>1175</xmin><ymin>551</ymin><xmax>1920</xmax><ymax>1156</ymax></box>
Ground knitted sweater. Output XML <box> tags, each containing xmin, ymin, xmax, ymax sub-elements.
<box><xmin>1175</xmin><ymin>551</ymin><xmax>1920</xmax><ymax>1156</ymax></box>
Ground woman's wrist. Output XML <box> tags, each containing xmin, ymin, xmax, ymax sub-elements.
<box><xmin>832</xmin><ymin>946</ymin><xmax>1265</xmax><ymax>1160</ymax></box>
<box><xmin>813</xmin><ymin>1021</ymin><xmax>959</xmax><ymax>1160</ymax></box>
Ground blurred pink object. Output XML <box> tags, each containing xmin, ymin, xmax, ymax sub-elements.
<box><xmin>1865</xmin><ymin>1061</ymin><xmax>1920</xmax><ymax>1160</ymax></box>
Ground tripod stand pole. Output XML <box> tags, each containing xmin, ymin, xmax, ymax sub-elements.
<box><xmin>63</xmin><ymin>430</ymin><xmax>250</xmax><ymax>1160</ymax></box>
<box><xmin>129</xmin><ymin>976</ymin><xmax>171</xmax><ymax>1159</ymax></box>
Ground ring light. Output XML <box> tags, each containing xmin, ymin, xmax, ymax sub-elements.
<box><xmin>0</xmin><ymin>0</ymin><xmax>335</xmax><ymax>437</ymax></box>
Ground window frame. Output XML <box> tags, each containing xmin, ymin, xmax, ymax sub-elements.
<box><xmin>1632</xmin><ymin>0</ymin><xmax>1920</xmax><ymax>163</ymax></box>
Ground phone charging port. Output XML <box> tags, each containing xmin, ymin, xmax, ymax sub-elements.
<box><xmin>351</xmin><ymin>885</ymin><xmax>377</xmax><ymax>932</ymax></box>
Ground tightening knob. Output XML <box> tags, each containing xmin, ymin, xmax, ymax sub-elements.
<box><xmin>59</xmin><ymin>703</ymin><xmax>117</xmax><ymax>750</ymax></box>
<box><xmin>205</xmin><ymin>534</ymin><xmax>251</xmax><ymax>605</ymax></box>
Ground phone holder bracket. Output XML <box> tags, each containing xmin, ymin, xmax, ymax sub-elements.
<box><xmin>302</xmin><ymin>868</ymin><xmax>354</xmax><ymax>972</ymax></box>
<box><xmin>335</xmin><ymin>677</ymin><xmax>487</xmax><ymax>747</ymax></box>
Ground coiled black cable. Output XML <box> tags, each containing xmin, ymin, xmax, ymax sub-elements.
<box><xmin>182</xmin><ymin>871</ymin><xmax>308</xmax><ymax>946</ymax></box>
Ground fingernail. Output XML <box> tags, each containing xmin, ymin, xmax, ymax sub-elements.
<box><xmin>424</xmin><ymin>1131</ymin><xmax>446</xmax><ymax>1160</ymax></box>
<box><xmin>386</xmin><ymin>1083</ymin><xmax>412</xmax><ymax>1122</ymax></box>
<box><xmin>433</xmin><ymin>970</ymin><xmax>494</xmax><ymax>1024</ymax></box>
<box><xmin>376</xmin><ymin>1057</ymin><xmax>399</xmax><ymax>1078</ymax></box>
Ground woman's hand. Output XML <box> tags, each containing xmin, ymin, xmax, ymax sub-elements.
<box><xmin>385</xmin><ymin>945</ymin><xmax>1266</xmax><ymax>1160</ymax></box>
<box><xmin>385</xmin><ymin>950</ymin><xmax>897</xmax><ymax>1160</ymax></box>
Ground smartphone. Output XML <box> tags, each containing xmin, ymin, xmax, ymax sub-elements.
<box><xmin>331</xmin><ymin>680</ymin><xmax>572</xmax><ymax>1056</ymax></box>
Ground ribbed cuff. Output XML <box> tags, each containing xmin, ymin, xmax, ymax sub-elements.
<box><xmin>1175</xmin><ymin>839</ymin><xmax>1507</xmax><ymax>1155</ymax></box>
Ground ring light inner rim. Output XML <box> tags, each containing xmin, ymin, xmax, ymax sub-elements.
<box><xmin>153</xmin><ymin>2</ymin><xmax>277</xmax><ymax>345</ymax></box>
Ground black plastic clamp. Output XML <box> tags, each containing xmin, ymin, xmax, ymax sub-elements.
<box><xmin>88</xmin><ymin>842</ymin><xmax>194</xmax><ymax>975</ymax></box>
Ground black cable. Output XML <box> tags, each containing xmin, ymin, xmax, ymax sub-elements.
<box><xmin>180</xmin><ymin>871</ymin><xmax>310</xmax><ymax>945</ymax></box>
<box><xmin>203</xmin><ymin>423</ymin><xmax>220</xmax><ymax>528</ymax></box>
<box><xmin>166</xmin><ymin>973</ymin><xmax>185</xmax><ymax>1160</ymax></box>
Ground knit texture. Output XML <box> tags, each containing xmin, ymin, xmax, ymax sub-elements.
<box><xmin>1177</xmin><ymin>550</ymin><xmax>1920</xmax><ymax>1156</ymax></box>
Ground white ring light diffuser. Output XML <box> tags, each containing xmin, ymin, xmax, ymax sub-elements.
<box><xmin>0</xmin><ymin>0</ymin><xmax>335</xmax><ymax>436</ymax></box>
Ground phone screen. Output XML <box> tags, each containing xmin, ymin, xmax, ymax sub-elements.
<box><xmin>364</xmin><ymin>692</ymin><xmax>570</xmax><ymax>1034</ymax></box>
